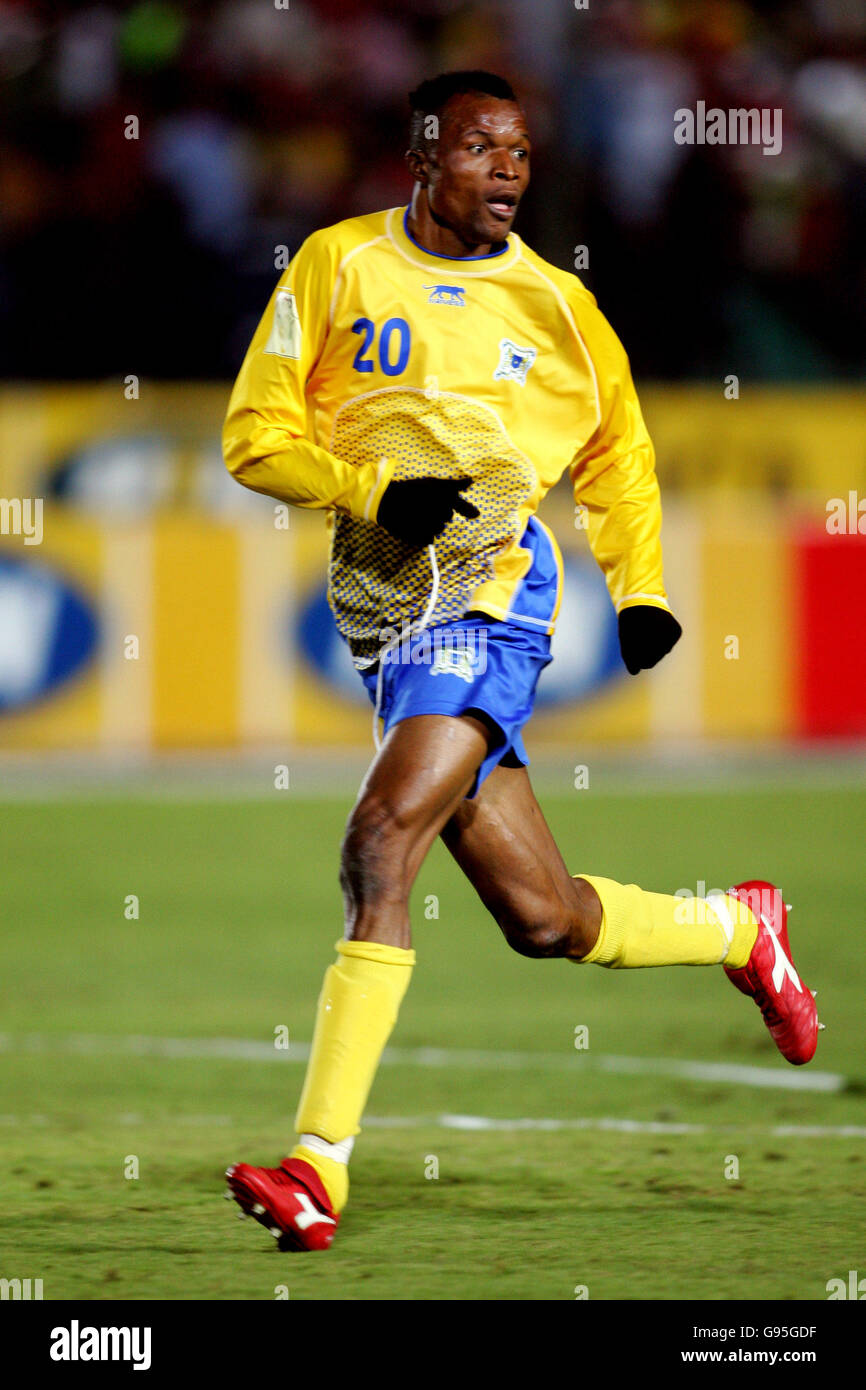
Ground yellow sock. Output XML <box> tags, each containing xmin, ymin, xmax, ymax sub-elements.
<box><xmin>575</xmin><ymin>875</ymin><xmax>758</xmax><ymax>969</ymax></box>
<box><xmin>290</xmin><ymin>938</ymin><xmax>415</xmax><ymax>1213</ymax></box>
<box><xmin>291</xmin><ymin>1143</ymin><xmax>352</xmax><ymax>1214</ymax></box>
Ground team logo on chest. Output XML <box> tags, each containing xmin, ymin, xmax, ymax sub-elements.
<box><xmin>425</xmin><ymin>284</ymin><xmax>466</xmax><ymax>306</ymax></box>
<box><xmin>493</xmin><ymin>338</ymin><xmax>536</xmax><ymax>386</ymax></box>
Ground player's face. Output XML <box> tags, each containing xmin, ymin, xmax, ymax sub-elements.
<box><xmin>423</xmin><ymin>94</ymin><xmax>530</xmax><ymax>246</ymax></box>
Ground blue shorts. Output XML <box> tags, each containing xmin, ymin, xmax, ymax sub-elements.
<box><xmin>360</xmin><ymin>615</ymin><xmax>552</xmax><ymax>798</ymax></box>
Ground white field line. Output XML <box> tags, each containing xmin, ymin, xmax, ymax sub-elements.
<box><xmin>375</xmin><ymin>1115</ymin><xmax>866</xmax><ymax>1139</ymax></box>
<box><xmin>0</xmin><ymin>1030</ymin><xmax>848</xmax><ymax>1094</ymax></box>
<box><xmin>1</xmin><ymin>1111</ymin><xmax>864</xmax><ymax>1140</ymax></box>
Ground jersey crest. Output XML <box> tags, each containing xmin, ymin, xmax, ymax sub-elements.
<box><xmin>493</xmin><ymin>338</ymin><xmax>536</xmax><ymax>386</ymax></box>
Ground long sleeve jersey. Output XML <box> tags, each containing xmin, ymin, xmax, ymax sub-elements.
<box><xmin>223</xmin><ymin>205</ymin><xmax>673</xmax><ymax>666</ymax></box>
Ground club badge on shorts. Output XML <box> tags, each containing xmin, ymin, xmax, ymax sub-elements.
<box><xmin>428</xmin><ymin>629</ymin><xmax>488</xmax><ymax>683</ymax></box>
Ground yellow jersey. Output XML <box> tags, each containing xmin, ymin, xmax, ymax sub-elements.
<box><xmin>223</xmin><ymin>205</ymin><xmax>672</xmax><ymax>666</ymax></box>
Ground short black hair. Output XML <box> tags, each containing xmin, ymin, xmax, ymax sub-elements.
<box><xmin>408</xmin><ymin>70</ymin><xmax>517</xmax><ymax>152</ymax></box>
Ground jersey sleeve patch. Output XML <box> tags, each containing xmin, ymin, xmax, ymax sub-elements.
<box><xmin>263</xmin><ymin>290</ymin><xmax>302</xmax><ymax>360</ymax></box>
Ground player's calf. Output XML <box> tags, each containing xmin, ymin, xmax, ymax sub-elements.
<box><xmin>494</xmin><ymin>877</ymin><xmax>600</xmax><ymax>960</ymax></box>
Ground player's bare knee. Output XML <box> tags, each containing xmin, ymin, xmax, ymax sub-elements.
<box><xmin>568</xmin><ymin>878</ymin><xmax>602</xmax><ymax>957</ymax></box>
<box><xmin>339</xmin><ymin>796</ymin><xmax>408</xmax><ymax>907</ymax></box>
<box><xmin>497</xmin><ymin>886</ymin><xmax>597</xmax><ymax>959</ymax></box>
<box><xmin>499</xmin><ymin>912</ymin><xmax>572</xmax><ymax>959</ymax></box>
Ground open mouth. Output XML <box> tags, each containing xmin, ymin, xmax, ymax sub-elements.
<box><xmin>485</xmin><ymin>194</ymin><xmax>518</xmax><ymax>221</ymax></box>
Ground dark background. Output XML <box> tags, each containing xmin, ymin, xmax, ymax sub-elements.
<box><xmin>2</xmin><ymin>0</ymin><xmax>865</xmax><ymax>383</ymax></box>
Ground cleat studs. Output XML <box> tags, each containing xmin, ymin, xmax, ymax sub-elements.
<box><xmin>785</xmin><ymin>903</ymin><xmax>793</xmax><ymax>912</ymax></box>
<box><xmin>224</xmin><ymin>1191</ymin><xmax>233</xmax><ymax>1201</ymax></box>
<box><xmin>237</xmin><ymin>1212</ymin><xmax>247</xmax><ymax>1220</ymax></box>
<box><xmin>269</xmin><ymin>1226</ymin><xmax>281</xmax><ymax>1238</ymax></box>
<box><xmin>252</xmin><ymin>1203</ymin><xmax>265</xmax><ymax>1216</ymax></box>
<box><xmin>818</xmin><ymin>1022</ymin><xmax>826</xmax><ymax>1031</ymax></box>
<box><xmin>810</xmin><ymin>988</ymin><xmax>817</xmax><ymax>998</ymax></box>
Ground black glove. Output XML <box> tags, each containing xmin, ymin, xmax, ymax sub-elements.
<box><xmin>618</xmin><ymin>605</ymin><xmax>682</xmax><ymax>675</ymax></box>
<box><xmin>377</xmin><ymin>477</ymin><xmax>478</xmax><ymax>547</ymax></box>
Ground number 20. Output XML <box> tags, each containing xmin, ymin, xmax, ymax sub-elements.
<box><xmin>351</xmin><ymin>317</ymin><xmax>411</xmax><ymax>376</ymax></box>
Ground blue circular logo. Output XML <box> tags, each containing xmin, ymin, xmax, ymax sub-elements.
<box><xmin>0</xmin><ymin>556</ymin><xmax>99</xmax><ymax>713</ymax></box>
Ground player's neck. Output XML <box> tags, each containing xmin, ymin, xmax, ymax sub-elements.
<box><xmin>406</xmin><ymin>190</ymin><xmax>501</xmax><ymax>259</ymax></box>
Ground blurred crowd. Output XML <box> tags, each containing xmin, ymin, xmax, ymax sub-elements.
<box><xmin>1</xmin><ymin>0</ymin><xmax>865</xmax><ymax>382</ymax></box>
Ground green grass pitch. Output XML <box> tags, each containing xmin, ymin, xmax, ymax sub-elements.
<box><xmin>0</xmin><ymin>782</ymin><xmax>864</xmax><ymax>1300</ymax></box>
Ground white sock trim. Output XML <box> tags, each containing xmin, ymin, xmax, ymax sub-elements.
<box><xmin>298</xmin><ymin>1133</ymin><xmax>355</xmax><ymax>1165</ymax></box>
<box><xmin>705</xmin><ymin>893</ymin><xmax>735</xmax><ymax>963</ymax></box>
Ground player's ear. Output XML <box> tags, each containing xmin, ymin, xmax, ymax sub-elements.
<box><xmin>405</xmin><ymin>147</ymin><xmax>430</xmax><ymax>187</ymax></box>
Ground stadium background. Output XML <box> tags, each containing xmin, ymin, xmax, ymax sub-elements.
<box><xmin>1</xmin><ymin>0</ymin><xmax>865</xmax><ymax>1306</ymax></box>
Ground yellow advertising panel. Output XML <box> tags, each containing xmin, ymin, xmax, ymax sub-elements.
<box><xmin>0</xmin><ymin>385</ymin><xmax>861</xmax><ymax>751</ymax></box>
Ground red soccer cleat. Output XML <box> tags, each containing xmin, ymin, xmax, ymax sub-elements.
<box><xmin>225</xmin><ymin>1158</ymin><xmax>339</xmax><ymax>1251</ymax></box>
<box><xmin>724</xmin><ymin>880</ymin><xmax>821</xmax><ymax>1065</ymax></box>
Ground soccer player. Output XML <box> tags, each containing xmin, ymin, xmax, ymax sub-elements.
<box><xmin>222</xmin><ymin>71</ymin><xmax>820</xmax><ymax>1252</ymax></box>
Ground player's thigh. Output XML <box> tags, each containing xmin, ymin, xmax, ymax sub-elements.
<box><xmin>343</xmin><ymin>712</ymin><xmax>493</xmax><ymax>892</ymax></box>
<box><xmin>440</xmin><ymin>763</ymin><xmax>579</xmax><ymax>936</ymax></box>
